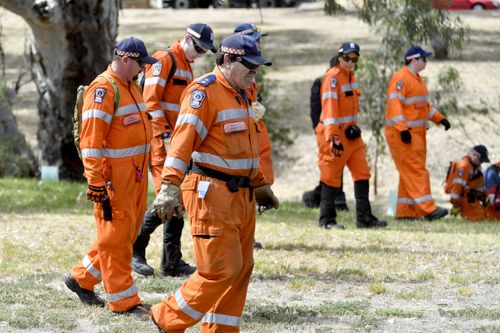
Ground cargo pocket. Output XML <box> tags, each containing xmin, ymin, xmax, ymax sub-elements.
<box><xmin>191</xmin><ymin>209</ymin><xmax>225</xmax><ymax>274</ymax></box>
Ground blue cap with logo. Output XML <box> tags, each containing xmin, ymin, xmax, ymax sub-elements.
<box><xmin>220</xmin><ymin>33</ymin><xmax>272</xmax><ymax>66</ymax></box>
<box><xmin>187</xmin><ymin>23</ymin><xmax>217</xmax><ymax>53</ymax></box>
<box><xmin>234</xmin><ymin>23</ymin><xmax>267</xmax><ymax>41</ymax></box>
<box><xmin>115</xmin><ymin>37</ymin><xmax>157</xmax><ymax>64</ymax></box>
<box><xmin>339</xmin><ymin>42</ymin><xmax>360</xmax><ymax>55</ymax></box>
<box><xmin>473</xmin><ymin>145</ymin><xmax>490</xmax><ymax>163</ymax></box>
<box><xmin>405</xmin><ymin>45</ymin><xmax>432</xmax><ymax>60</ymax></box>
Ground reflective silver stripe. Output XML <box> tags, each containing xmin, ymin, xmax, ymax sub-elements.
<box><xmin>149</xmin><ymin>110</ymin><xmax>165</xmax><ymax>119</ymax></box>
<box><xmin>322</xmin><ymin>91</ymin><xmax>338</xmax><ymax>100</ymax></box>
<box><xmin>81</xmin><ymin>145</ymin><xmax>150</xmax><ymax>158</ymax></box>
<box><xmin>388</xmin><ymin>93</ymin><xmax>428</xmax><ymax>105</ymax></box>
<box><xmin>176</xmin><ymin>114</ymin><xmax>208</xmax><ymax>140</ymax></box>
<box><xmin>107</xmin><ymin>283</ymin><xmax>138</xmax><ymax>302</ymax></box>
<box><xmin>82</xmin><ymin>109</ymin><xmax>113</xmax><ymax>124</ymax></box>
<box><xmin>217</xmin><ymin>109</ymin><xmax>245</xmax><ymax>122</ymax></box>
<box><xmin>385</xmin><ymin>115</ymin><xmax>406</xmax><ymax>126</ymax></box>
<box><xmin>323</xmin><ymin>115</ymin><xmax>357</xmax><ymax>126</ymax></box>
<box><xmin>144</xmin><ymin>77</ymin><xmax>166</xmax><ymax>87</ymax></box>
<box><xmin>175</xmin><ymin>69</ymin><xmax>193</xmax><ymax>80</ymax></box>
<box><xmin>452</xmin><ymin>178</ymin><xmax>467</xmax><ymax>186</ymax></box>
<box><xmin>160</xmin><ymin>102</ymin><xmax>180</xmax><ymax>112</ymax></box>
<box><xmin>405</xmin><ymin>95</ymin><xmax>428</xmax><ymax>104</ymax></box>
<box><xmin>164</xmin><ymin>156</ymin><xmax>188</xmax><ymax>173</ymax></box>
<box><xmin>340</xmin><ymin>82</ymin><xmax>358</xmax><ymax>92</ymax></box>
<box><xmin>116</xmin><ymin>103</ymin><xmax>146</xmax><ymax>117</ymax></box>
<box><xmin>397</xmin><ymin>194</ymin><xmax>433</xmax><ymax>205</ymax></box>
<box><xmin>202</xmin><ymin>313</ymin><xmax>241</xmax><ymax>327</ymax></box>
<box><xmin>407</xmin><ymin>120</ymin><xmax>429</xmax><ymax>127</ymax></box>
<box><xmin>81</xmin><ymin>148</ymin><xmax>103</xmax><ymax>158</ymax></box>
<box><xmin>192</xmin><ymin>152</ymin><xmax>260</xmax><ymax>170</ymax></box>
<box><xmin>450</xmin><ymin>193</ymin><xmax>461</xmax><ymax>199</ymax></box>
<box><xmin>175</xmin><ymin>289</ymin><xmax>204</xmax><ymax>320</ymax></box>
<box><xmin>428</xmin><ymin>107</ymin><xmax>438</xmax><ymax>118</ymax></box>
<box><xmin>82</xmin><ymin>255</ymin><xmax>101</xmax><ymax>281</ymax></box>
<box><xmin>247</xmin><ymin>108</ymin><xmax>255</xmax><ymax>119</ymax></box>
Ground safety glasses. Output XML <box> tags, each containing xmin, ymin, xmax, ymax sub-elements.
<box><xmin>342</xmin><ymin>55</ymin><xmax>359</xmax><ymax>63</ymax></box>
<box><xmin>236</xmin><ymin>56</ymin><xmax>259</xmax><ymax>70</ymax></box>
<box><xmin>192</xmin><ymin>39</ymin><xmax>208</xmax><ymax>55</ymax></box>
<box><xmin>130</xmin><ymin>57</ymin><xmax>146</xmax><ymax>69</ymax></box>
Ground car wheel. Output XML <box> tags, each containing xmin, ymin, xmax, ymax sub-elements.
<box><xmin>174</xmin><ymin>0</ymin><xmax>191</xmax><ymax>8</ymax></box>
<box><xmin>471</xmin><ymin>3</ymin><xmax>485</xmax><ymax>11</ymax></box>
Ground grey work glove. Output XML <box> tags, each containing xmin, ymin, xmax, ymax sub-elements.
<box><xmin>152</xmin><ymin>182</ymin><xmax>183</xmax><ymax>221</ymax></box>
<box><xmin>254</xmin><ymin>184</ymin><xmax>279</xmax><ymax>211</ymax></box>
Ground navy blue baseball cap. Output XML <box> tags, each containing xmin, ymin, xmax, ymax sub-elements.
<box><xmin>220</xmin><ymin>34</ymin><xmax>272</xmax><ymax>66</ymax></box>
<box><xmin>405</xmin><ymin>45</ymin><xmax>432</xmax><ymax>60</ymax></box>
<box><xmin>234</xmin><ymin>23</ymin><xmax>267</xmax><ymax>41</ymax></box>
<box><xmin>339</xmin><ymin>42</ymin><xmax>360</xmax><ymax>55</ymax></box>
<box><xmin>473</xmin><ymin>145</ymin><xmax>490</xmax><ymax>163</ymax></box>
<box><xmin>187</xmin><ymin>23</ymin><xmax>217</xmax><ymax>53</ymax></box>
<box><xmin>115</xmin><ymin>37</ymin><xmax>157</xmax><ymax>64</ymax></box>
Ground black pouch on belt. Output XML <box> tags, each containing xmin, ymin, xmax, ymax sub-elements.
<box><xmin>345</xmin><ymin>125</ymin><xmax>362</xmax><ymax>140</ymax></box>
<box><xmin>226</xmin><ymin>177</ymin><xmax>239</xmax><ymax>193</ymax></box>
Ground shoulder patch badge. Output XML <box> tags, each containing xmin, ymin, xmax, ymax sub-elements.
<box><xmin>190</xmin><ymin>89</ymin><xmax>206</xmax><ymax>109</ymax></box>
<box><xmin>94</xmin><ymin>87</ymin><xmax>106</xmax><ymax>103</ymax></box>
<box><xmin>330</xmin><ymin>78</ymin><xmax>337</xmax><ymax>89</ymax></box>
<box><xmin>152</xmin><ymin>62</ymin><xmax>162</xmax><ymax>76</ymax></box>
<box><xmin>396</xmin><ymin>80</ymin><xmax>404</xmax><ymax>91</ymax></box>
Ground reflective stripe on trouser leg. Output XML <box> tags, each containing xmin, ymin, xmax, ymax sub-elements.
<box><xmin>151</xmin><ymin>174</ymin><xmax>255</xmax><ymax>332</ymax></box>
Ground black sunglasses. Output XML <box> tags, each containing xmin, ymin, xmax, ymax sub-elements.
<box><xmin>418</xmin><ymin>57</ymin><xmax>427</xmax><ymax>63</ymax></box>
<box><xmin>342</xmin><ymin>54</ymin><xmax>359</xmax><ymax>63</ymax></box>
<box><xmin>130</xmin><ymin>57</ymin><xmax>146</xmax><ymax>69</ymax></box>
<box><xmin>236</xmin><ymin>56</ymin><xmax>259</xmax><ymax>70</ymax></box>
<box><xmin>192</xmin><ymin>39</ymin><xmax>208</xmax><ymax>55</ymax></box>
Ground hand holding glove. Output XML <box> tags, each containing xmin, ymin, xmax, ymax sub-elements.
<box><xmin>87</xmin><ymin>185</ymin><xmax>106</xmax><ymax>203</ymax></box>
<box><xmin>331</xmin><ymin>136</ymin><xmax>344</xmax><ymax>158</ymax></box>
<box><xmin>400</xmin><ymin>130</ymin><xmax>412</xmax><ymax>144</ymax></box>
<box><xmin>254</xmin><ymin>184</ymin><xmax>279</xmax><ymax>211</ymax></box>
<box><xmin>152</xmin><ymin>183</ymin><xmax>183</xmax><ymax>221</ymax></box>
<box><xmin>440</xmin><ymin>118</ymin><xmax>451</xmax><ymax>131</ymax></box>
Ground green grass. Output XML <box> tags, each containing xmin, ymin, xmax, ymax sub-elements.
<box><xmin>1</xmin><ymin>180</ymin><xmax>499</xmax><ymax>332</ymax></box>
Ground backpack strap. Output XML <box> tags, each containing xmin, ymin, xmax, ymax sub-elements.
<box><xmin>98</xmin><ymin>72</ymin><xmax>120</xmax><ymax>112</ymax></box>
<box><xmin>165</xmin><ymin>49</ymin><xmax>177</xmax><ymax>84</ymax></box>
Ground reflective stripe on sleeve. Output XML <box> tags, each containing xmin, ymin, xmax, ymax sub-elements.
<box><xmin>149</xmin><ymin>110</ymin><xmax>165</xmax><ymax>119</ymax></box>
<box><xmin>106</xmin><ymin>283</ymin><xmax>138</xmax><ymax>302</ymax></box>
<box><xmin>340</xmin><ymin>82</ymin><xmax>358</xmax><ymax>92</ymax></box>
<box><xmin>144</xmin><ymin>77</ymin><xmax>166</xmax><ymax>87</ymax></box>
<box><xmin>160</xmin><ymin>102</ymin><xmax>180</xmax><ymax>112</ymax></box>
<box><xmin>82</xmin><ymin>255</ymin><xmax>102</xmax><ymax>281</ymax></box>
<box><xmin>450</xmin><ymin>193</ymin><xmax>461</xmax><ymax>200</ymax></box>
<box><xmin>452</xmin><ymin>178</ymin><xmax>467</xmax><ymax>186</ymax></box>
<box><xmin>322</xmin><ymin>91</ymin><xmax>338</xmax><ymax>100</ymax></box>
<box><xmin>164</xmin><ymin>156</ymin><xmax>188</xmax><ymax>173</ymax></box>
<box><xmin>406</xmin><ymin>120</ymin><xmax>429</xmax><ymax>127</ymax></box>
<box><xmin>202</xmin><ymin>313</ymin><xmax>241</xmax><ymax>327</ymax></box>
<box><xmin>82</xmin><ymin>109</ymin><xmax>113</xmax><ymax>124</ymax></box>
<box><xmin>192</xmin><ymin>152</ymin><xmax>260</xmax><ymax>170</ymax></box>
<box><xmin>388</xmin><ymin>93</ymin><xmax>428</xmax><ymax>105</ymax></box>
<box><xmin>428</xmin><ymin>107</ymin><xmax>438</xmax><ymax>118</ymax></box>
<box><xmin>323</xmin><ymin>115</ymin><xmax>357</xmax><ymax>126</ymax></box>
<box><xmin>176</xmin><ymin>114</ymin><xmax>208</xmax><ymax>140</ymax></box>
<box><xmin>385</xmin><ymin>115</ymin><xmax>406</xmax><ymax>126</ymax></box>
<box><xmin>175</xmin><ymin>289</ymin><xmax>204</xmax><ymax>320</ymax></box>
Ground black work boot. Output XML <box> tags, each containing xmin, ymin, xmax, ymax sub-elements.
<box><xmin>354</xmin><ymin>180</ymin><xmax>388</xmax><ymax>228</ymax></box>
<box><xmin>302</xmin><ymin>183</ymin><xmax>321</xmax><ymax>208</ymax></box>
<box><xmin>114</xmin><ymin>304</ymin><xmax>151</xmax><ymax>320</ymax></box>
<box><xmin>161</xmin><ymin>259</ymin><xmax>196</xmax><ymax>277</ymax></box>
<box><xmin>132</xmin><ymin>206</ymin><xmax>164</xmax><ymax>276</ymax></box>
<box><xmin>425</xmin><ymin>207</ymin><xmax>448</xmax><ymax>221</ymax></box>
<box><xmin>64</xmin><ymin>274</ymin><xmax>105</xmax><ymax>307</ymax></box>
<box><xmin>160</xmin><ymin>216</ymin><xmax>195</xmax><ymax>277</ymax></box>
<box><xmin>132</xmin><ymin>253</ymin><xmax>154</xmax><ymax>277</ymax></box>
<box><xmin>319</xmin><ymin>182</ymin><xmax>344</xmax><ymax>229</ymax></box>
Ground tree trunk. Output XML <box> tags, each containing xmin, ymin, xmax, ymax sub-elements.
<box><xmin>0</xmin><ymin>0</ymin><xmax>121</xmax><ymax>179</ymax></box>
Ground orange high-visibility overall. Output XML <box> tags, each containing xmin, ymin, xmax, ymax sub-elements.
<box><xmin>70</xmin><ymin>66</ymin><xmax>152</xmax><ymax>312</ymax></box>
<box><xmin>385</xmin><ymin>66</ymin><xmax>445</xmax><ymax>218</ymax></box>
<box><xmin>143</xmin><ymin>40</ymin><xmax>194</xmax><ymax>193</ymax></box>
<box><xmin>447</xmin><ymin>156</ymin><xmax>487</xmax><ymax>221</ymax></box>
<box><xmin>151</xmin><ymin>67</ymin><xmax>267</xmax><ymax>333</ymax></box>
<box><xmin>317</xmin><ymin>65</ymin><xmax>370</xmax><ymax>187</ymax></box>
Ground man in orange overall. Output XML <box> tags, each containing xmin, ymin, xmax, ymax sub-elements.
<box><xmin>149</xmin><ymin>33</ymin><xmax>279</xmax><ymax>333</ymax></box>
<box><xmin>317</xmin><ymin>42</ymin><xmax>387</xmax><ymax>229</ymax></box>
<box><xmin>484</xmin><ymin>161</ymin><xmax>500</xmax><ymax>220</ymax></box>
<box><xmin>385</xmin><ymin>45</ymin><xmax>450</xmax><ymax>221</ymax></box>
<box><xmin>132</xmin><ymin>23</ymin><xmax>216</xmax><ymax>278</ymax></box>
<box><xmin>65</xmin><ymin>37</ymin><xmax>155</xmax><ymax>316</ymax></box>
<box><xmin>447</xmin><ymin>145</ymin><xmax>490</xmax><ymax>221</ymax></box>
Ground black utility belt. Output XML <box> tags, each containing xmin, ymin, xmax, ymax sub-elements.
<box><xmin>191</xmin><ymin>164</ymin><xmax>253</xmax><ymax>198</ymax></box>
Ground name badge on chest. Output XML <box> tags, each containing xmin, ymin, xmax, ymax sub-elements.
<box><xmin>122</xmin><ymin>113</ymin><xmax>142</xmax><ymax>126</ymax></box>
<box><xmin>223</xmin><ymin>121</ymin><xmax>247</xmax><ymax>134</ymax></box>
